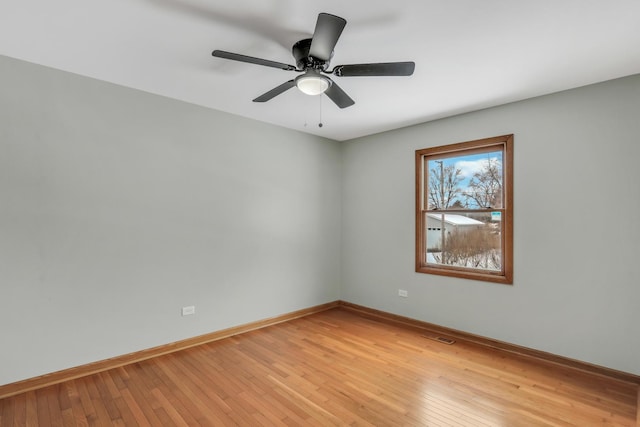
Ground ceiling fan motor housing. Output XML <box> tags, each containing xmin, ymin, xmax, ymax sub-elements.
<box><xmin>292</xmin><ymin>38</ymin><xmax>331</xmax><ymax>71</ymax></box>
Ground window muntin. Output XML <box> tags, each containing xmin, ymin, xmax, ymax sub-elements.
<box><xmin>416</xmin><ymin>135</ymin><xmax>513</xmax><ymax>284</ymax></box>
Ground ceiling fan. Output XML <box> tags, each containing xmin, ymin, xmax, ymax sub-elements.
<box><xmin>212</xmin><ymin>13</ymin><xmax>415</xmax><ymax>109</ymax></box>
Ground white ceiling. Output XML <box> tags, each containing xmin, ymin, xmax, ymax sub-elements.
<box><xmin>2</xmin><ymin>1</ymin><xmax>640</xmax><ymax>141</ymax></box>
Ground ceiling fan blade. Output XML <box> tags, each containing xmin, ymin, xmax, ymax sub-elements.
<box><xmin>324</xmin><ymin>80</ymin><xmax>355</xmax><ymax>109</ymax></box>
<box><xmin>309</xmin><ymin>13</ymin><xmax>347</xmax><ymax>61</ymax></box>
<box><xmin>253</xmin><ymin>80</ymin><xmax>296</xmax><ymax>102</ymax></box>
<box><xmin>212</xmin><ymin>50</ymin><xmax>296</xmax><ymax>71</ymax></box>
<box><xmin>332</xmin><ymin>62</ymin><xmax>415</xmax><ymax>77</ymax></box>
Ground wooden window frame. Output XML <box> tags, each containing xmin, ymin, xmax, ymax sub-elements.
<box><xmin>415</xmin><ymin>134</ymin><xmax>513</xmax><ymax>284</ymax></box>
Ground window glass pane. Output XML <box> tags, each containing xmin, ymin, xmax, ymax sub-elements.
<box><xmin>424</xmin><ymin>211</ymin><xmax>502</xmax><ymax>271</ymax></box>
<box><xmin>426</xmin><ymin>151</ymin><xmax>503</xmax><ymax>210</ymax></box>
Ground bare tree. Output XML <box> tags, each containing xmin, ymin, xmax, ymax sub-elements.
<box><xmin>428</xmin><ymin>161</ymin><xmax>463</xmax><ymax>209</ymax></box>
<box><xmin>442</xmin><ymin>226</ymin><xmax>501</xmax><ymax>270</ymax></box>
<box><xmin>463</xmin><ymin>157</ymin><xmax>503</xmax><ymax>208</ymax></box>
<box><xmin>449</xmin><ymin>200</ymin><xmax>467</xmax><ymax>210</ymax></box>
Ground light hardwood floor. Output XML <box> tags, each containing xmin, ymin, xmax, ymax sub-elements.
<box><xmin>1</xmin><ymin>308</ymin><xmax>637</xmax><ymax>426</ymax></box>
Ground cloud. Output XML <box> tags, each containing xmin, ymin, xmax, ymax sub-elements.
<box><xmin>455</xmin><ymin>157</ymin><xmax>501</xmax><ymax>179</ymax></box>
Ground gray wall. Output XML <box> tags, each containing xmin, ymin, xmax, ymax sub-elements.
<box><xmin>2</xmin><ymin>53</ymin><xmax>638</xmax><ymax>385</ymax></box>
<box><xmin>342</xmin><ymin>74</ymin><xmax>640</xmax><ymax>375</ymax></box>
<box><xmin>0</xmin><ymin>55</ymin><xmax>342</xmax><ymax>386</ymax></box>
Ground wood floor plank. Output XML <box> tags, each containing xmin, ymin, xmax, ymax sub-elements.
<box><xmin>637</xmin><ymin>385</ymin><xmax>640</xmax><ymax>426</ymax></box>
<box><xmin>113</xmin><ymin>388</ymin><xmax>150</xmax><ymax>427</ymax></box>
<box><xmin>0</xmin><ymin>308</ymin><xmax>637</xmax><ymax>426</ymax></box>
<box><xmin>34</xmin><ymin>388</ymin><xmax>51</xmax><ymax>426</ymax></box>
<box><xmin>0</xmin><ymin>390</ymin><xmax>15</xmax><ymax>426</ymax></box>
<box><xmin>10</xmin><ymin>392</ymin><xmax>27</xmax><ymax>427</ymax></box>
<box><xmin>113</xmin><ymin>370</ymin><xmax>162</xmax><ymax>426</ymax></box>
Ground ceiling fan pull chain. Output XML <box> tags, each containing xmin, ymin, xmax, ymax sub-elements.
<box><xmin>318</xmin><ymin>95</ymin><xmax>323</xmax><ymax>128</ymax></box>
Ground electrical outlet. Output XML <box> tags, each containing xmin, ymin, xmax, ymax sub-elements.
<box><xmin>181</xmin><ymin>306</ymin><xmax>195</xmax><ymax>316</ymax></box>
<box><xmin>398</xmin><ymin>289</ymin><xmax>408</xmax><ymax>298</ymax></box>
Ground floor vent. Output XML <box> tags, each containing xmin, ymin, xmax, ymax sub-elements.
<box><xmin>424</xmin><ymin>335</ymin><xmax>456</xmax><ymax>345</ymax></box>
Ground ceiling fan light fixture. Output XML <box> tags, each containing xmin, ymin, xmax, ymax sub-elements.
<box><xmin>295</xmin><ymin>72</ymin><xmax>331</xmax><ymax>96</ymax></box>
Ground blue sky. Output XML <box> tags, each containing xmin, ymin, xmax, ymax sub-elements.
<box><xmin>429</xmin><ymin>150</ymin><xmax>502</xmax><ymax>189</ymax></box>
<box><xmin>428</xmin><ymin>150</ymin><xmax>502</xmax><ymax>208</ymax></box>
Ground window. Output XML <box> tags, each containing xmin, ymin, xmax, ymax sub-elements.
<box><xmin>415</xmin><ymin>134</ymin><xmax>513</xmax><ymax>284</ymax></box>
